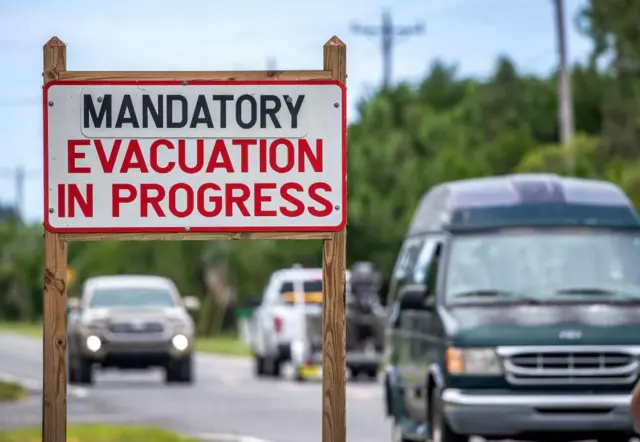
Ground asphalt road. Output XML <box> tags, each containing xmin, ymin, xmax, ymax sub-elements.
<box><xmin>0</xmin><ymin>332</ymin><xmax>388</xmax><ymax>442</ymax></box>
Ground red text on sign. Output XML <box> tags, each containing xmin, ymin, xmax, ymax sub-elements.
<box><xmin>67</xmin><ymin>138</ymin><xmax>324</xmax><ymax>175</ymax></box>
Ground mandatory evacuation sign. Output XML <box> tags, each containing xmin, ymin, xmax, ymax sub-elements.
<box><xmin>43</xmin><ymin>80</ymin><xmax>347</xmax><ymax>233</ymax></box>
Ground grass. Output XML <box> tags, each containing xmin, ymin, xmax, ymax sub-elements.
<box><xmin>0</xmin><ymin>425</ymin><xmax>201</xmax><ymax>442</ymax></box>
<box><xmin>0</xmin><ymin>321</ymin><xmax>250</xmax><ymax>357</ymax></box>
<box><xmin>196</xmin><ymin>334</ymin><xmax>250</xmax><ymax>357</ymax></box>
<box><xmin>0</xmin><ymin>380</ymin><xmax>25</xmax><ymax>402</ymax></box>
<box><xmin>0</xmin><ymin>321</ymin><xmax>41</xmax><ymax>338</ymax></box>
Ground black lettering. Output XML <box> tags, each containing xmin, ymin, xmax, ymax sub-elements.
<box><xmin>167</xmin><ymin>95</ymin><xmax>188</xmax><ymax>128</ymax></box>
<box><xmin>284</xmin><ymin>95</ymin><xmax>305</xmax><ymax>129</ymax></box>
<box><xmin>260</xmin><ymin>95</ymin><xmax>282</xmax><ymax>129</ymax></box>
<box><xmin>212</xmin><ymin>95</ymin><xmax>233</xmax><ymax>128</ymax></box>
<box><xmin>142</xmin><ymin>95</ymin><xmax>163</xmax><ymax>129</ymax></box>
<box><xmin>236</xmin><ymin>94</ymin><xmax>257</xmax><ymax>129</ymax></box>
<box><xmin>115</xmin><ymin>94</ymin><xmax>139</xmax><ymax>128</ymax></box>
<box><xmin>83</xmin><ymin>94</ymin><xmax>112</xmax><ymax>128</ymax></box>
<box><xmin>190</xmin><ymin>95</ymin><xmax>214</xmax><ymax>128</ymax></box>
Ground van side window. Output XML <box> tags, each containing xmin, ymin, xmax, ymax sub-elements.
<box><xmin>425</xmin><ymin>243</ymin><xmax>443</xmax><ymax>298</ymax></box>
<box><xmin>387</xmin><ymin>237</ymin><xmax>425</xmax><ymax>305</ymax></box>
<box><xmin>412</xmin><ymin>240</ymin><xmax>438</xmax><ymax>285</ymax></box>
<box><xmin>412</xmin><ymin>237</ymin><xmax>444</xmax><ymax>286</ymax></box>
<box><xmin>393</xmin><ymin>237</ymin><xmax>424</xmax><ymax>282</ymax></box>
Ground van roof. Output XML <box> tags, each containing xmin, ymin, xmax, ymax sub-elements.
<box><xmin>407</xmin><ymin>173</ymin><xmax>639</xmax><ymax>235</ymax></box>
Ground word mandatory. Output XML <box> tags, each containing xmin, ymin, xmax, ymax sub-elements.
<box><xmin>83</xmin><ymin>93</ymin><xmax>305</xmax><ymax>130</ymax></box>
<box><xmin>57</xmin><ymin>137</ymin><xmax>334</xmax><ymax>220</ymax></box>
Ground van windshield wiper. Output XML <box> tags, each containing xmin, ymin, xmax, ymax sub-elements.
<box><xmin>451</xmin><ymin>289</ymin><xmax>541</xmax><ymax>304</ymax></box>
<box><xmin>553</xmin><ymin>287</ymin><xmax>640</xmax><ymax>300</ymax></box>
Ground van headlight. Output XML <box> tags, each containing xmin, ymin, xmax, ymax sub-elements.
<box><xmin>446</xmin><ymin>347</ymin><xmax>502</xmax><ymax>375</ymax></box>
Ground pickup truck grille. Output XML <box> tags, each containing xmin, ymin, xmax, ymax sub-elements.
<box><xmin>504</xmin><ymin>349</ymin><xmax>638</xmax><ymax>385</ymax></box>
<box><xmin>108</xmin><ymin>321</ymin><xmax>165</xmax><ymax>334</ymax></box>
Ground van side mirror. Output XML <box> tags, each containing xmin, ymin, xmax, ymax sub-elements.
<box><xmin>398</xmin><ymin>285</ymin><xmax>428</xmax><ymax>311</ymax></box>
<box><xmin>183</xmin><ymin>296</ymin><xmax>200</xmax><ymax>311</ymax></box>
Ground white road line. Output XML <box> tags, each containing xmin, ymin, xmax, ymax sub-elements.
<box><xmin>0</xmin><ymin>372</ymin><xmax>89</xmax><ymax>398</ymax></box>
<box><xmin>196</xmin><ymin>433</ymin><xmax>278</xmax><ymax>442</ymax></box>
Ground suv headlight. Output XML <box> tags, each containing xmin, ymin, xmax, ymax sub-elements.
<box><xmin>446</xmin><ymin>347</ymin><xmax>502</xmax><ymax>375</ymax></box>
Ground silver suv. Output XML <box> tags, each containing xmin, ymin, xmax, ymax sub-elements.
<box><xmin>67</xmin><ymin>275</ymin><xmax>199</xmax><ymax>385</ymax></box>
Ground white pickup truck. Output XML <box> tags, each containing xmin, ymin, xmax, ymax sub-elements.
<box><xmin>247</xmin><ymin>266</ymin><xmax>352</xmax><ymax>380</ymax></box>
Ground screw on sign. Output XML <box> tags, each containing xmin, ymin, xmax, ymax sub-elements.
<box><xmin>44</xmin><ymin>81</ymin><xmax>347</xmax><ymax>233</ymax></box>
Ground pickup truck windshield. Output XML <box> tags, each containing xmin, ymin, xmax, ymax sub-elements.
<box><xmin>445</xmin><ymin>230</ymin><xmax>640</xmax><ymax>304</ymax></box>
<box><xmin>89</xmin><ymin>287</ymin><xmax>176</xmax><ymax>308</ymax></box>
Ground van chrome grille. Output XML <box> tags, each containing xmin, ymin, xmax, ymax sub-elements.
<box><xmin>503</xmin><ymin>348</ymin><xmax>638</xmax><ymax>385</ymax></box>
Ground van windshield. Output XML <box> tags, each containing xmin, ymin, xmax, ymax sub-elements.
<box><xmin>445</xmin><ymin>230</ymin><xmax>640</xmax><ymax>304</ymax></box>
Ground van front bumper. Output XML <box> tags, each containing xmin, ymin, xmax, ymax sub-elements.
<box><xmin>442</xmin><ymin>388</ymin><xmax>634</xmax><ymax>437</ymax></box>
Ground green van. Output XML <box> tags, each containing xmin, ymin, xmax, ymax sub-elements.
<box><xmin>384</xmin><ymin>174</ymin><xmax>640</xmax><ymax>442</ymax></box>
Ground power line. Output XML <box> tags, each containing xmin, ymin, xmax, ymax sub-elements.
<box><xmin>351</xmin><ymin>9</ymin><xmax>425</xmax><ymax>90</ymax></box>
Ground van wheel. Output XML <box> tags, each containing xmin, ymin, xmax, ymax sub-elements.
<box><xmin>391</xmin><ymin>420</ymin><xmax>410</xmax><ymax>442</ymax></box>
<box><xmin>430</xmin><ymin>388</ymin><xmax>468</xmax><ymax>442</ymax></box>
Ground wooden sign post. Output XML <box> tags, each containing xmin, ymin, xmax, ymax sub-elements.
<box><xmin>42</xmin><ymin>36</ymin><xmax>347</xmax><ymax>442</ymax></box>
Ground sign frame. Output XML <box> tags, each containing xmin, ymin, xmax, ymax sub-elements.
<box><xmin>41</xmin><ymin>36</ymin><xmax>347</xmax><ymax>442</ymax></box>
<box><xmin>43</xmin><ymin>79</ymin><xmax>347</xmax><ymax>234</ymax></box>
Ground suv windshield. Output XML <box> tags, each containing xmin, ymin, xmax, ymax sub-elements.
<box><xmin>445</xmin><ymin>230</ymin><xmax>640</xmax><ymax>304</ymax></box>
<box><xmin>89</xmin><ymin>287</ymin><xmax>176</xmax><ymax>308</ymax></box>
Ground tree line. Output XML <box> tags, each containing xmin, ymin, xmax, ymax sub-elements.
<box><xmin>0</xmin><ymin>0</ymin><xmax>637</xmax><ymax>333</ymax></box>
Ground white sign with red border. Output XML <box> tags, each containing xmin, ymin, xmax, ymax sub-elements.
<box><xmin>43</xmin><ymin>80</ymin><xmax>346</xmax><ymax>233</ymax></box>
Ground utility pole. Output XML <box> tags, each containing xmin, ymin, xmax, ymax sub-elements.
<box><xmin>15</xmin><ymin>166</ymin><xmax>24</xmax><ymax>221</ymax></box>
<box><xmin>351</xmin><ymin>9</ymin><xmax>424</xmax><ymax>90</ymax></box>
<box><xmin>0</xmin><ymin>166</ymin><xmax>39</xmax><ymax>221</ymax></box>
<box><xmin>553</xmin><ymin>0</ymin><xmax>575</xmax><ymax>172</ymax></box>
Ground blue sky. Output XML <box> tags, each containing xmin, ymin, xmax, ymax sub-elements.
<box><xmin>0</xmin><ymin>0</ymin><xmax>591</xmax><ymax>222</ymax></box>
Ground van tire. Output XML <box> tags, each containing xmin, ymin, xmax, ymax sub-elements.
<box><xmin>391</xmin><ymin>419</ymin><xmax>410</xmax><ymax>442</ymax></box>
<box><xmin>430</xmin><ymin>388</ymin><xmax>468</xmax><ymax>442</ymax></box>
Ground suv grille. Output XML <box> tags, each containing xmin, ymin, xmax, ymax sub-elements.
<box><xmin>504</xmin><ymin>349</ymin><xmax>638</xmax><ymax>385</ymax></box>
<box><xmin>108</xmin><ymin>321</ymin><xmax>165</xmax><ymax>334</ymax></box>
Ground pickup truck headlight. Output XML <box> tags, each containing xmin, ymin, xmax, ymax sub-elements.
<box><xmin>446</xmin><ymin>347</ymin><xmax>502</xmax><ymax>375</ymax></box>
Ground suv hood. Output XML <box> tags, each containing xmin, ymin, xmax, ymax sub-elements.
<box><xmin>84</xmin><ymin>307</ymin><xmax>187</xmax><ymax>322</ymax></box>
<box><xmin>441</xmin><ymin>303</ymin><xmax>640</xmax><ymax>346</ymax></box>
